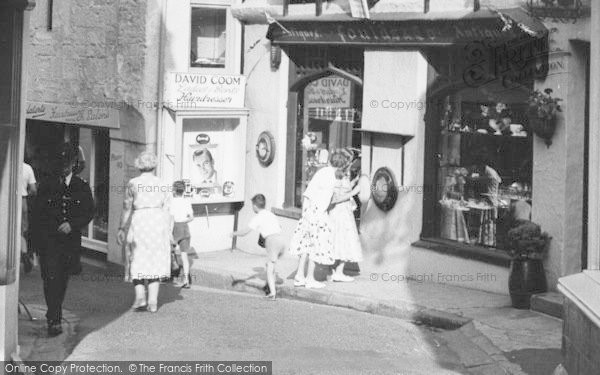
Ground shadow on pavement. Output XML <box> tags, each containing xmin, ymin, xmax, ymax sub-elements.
<box><xmin>19</xmin><ymin>261</ymin><xmax>183</xmax><ymax>361</ymax></box>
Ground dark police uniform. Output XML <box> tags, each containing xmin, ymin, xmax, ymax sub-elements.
<box><xmin>31</xmin><ymin>162</ymin><xmax>94</xmax><ymax>327</ymax></box>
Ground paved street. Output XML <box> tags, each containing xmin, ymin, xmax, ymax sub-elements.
<box><xmin>19</xmin><ymin>263</ymin><xmax>468</xmax><ymax>375</ymax></box>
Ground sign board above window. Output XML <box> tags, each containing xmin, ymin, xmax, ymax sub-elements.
<box><xmin>25</xmin><ymin>101</ymin><xmax>120</xmax><ymax>129</ymax></box>
<box><xmin>164</xmin><ymin>72</ymin><xmax>246</xmax><ymax>110</ymax></box>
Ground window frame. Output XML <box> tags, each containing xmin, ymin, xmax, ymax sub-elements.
<box><xmin>81</xmin><ymin>129</ymin><xmax>109</xmax><ymax>253</ymax></box>
<box><xmin>283</xmin><ymin>63</ymin><xmax>363</xmax><ymax>209</ymax></box>
<box><xmin>420</xmin><ymin>78</ymin><xmax>534</xmax><ymax>254</ymax></box>
<box><xmin>189</xmin><ymin>0</ymin><xmax>240</xmax><ymax>74</ymax></box>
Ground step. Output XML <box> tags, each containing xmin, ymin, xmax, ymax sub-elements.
<box><xmin>531</xmin><ymin>292</ymin><xmax>563</xmax><ymax>319</ymax></box>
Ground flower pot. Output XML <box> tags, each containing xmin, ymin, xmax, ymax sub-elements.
<box><xmin>508</xmin><ymin>259</ymin><xmax>547</xmax><ymax>309</ymax></box>
<box><xmin>529</xmin><ymin>116</ymin><xmax>556</xmax><ymax>148</ymax></box>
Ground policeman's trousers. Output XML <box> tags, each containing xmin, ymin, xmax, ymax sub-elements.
<box><xmin>39</xmin><ymin>252</ymin><xmax>71</xmax><ymax>323</ymax></box>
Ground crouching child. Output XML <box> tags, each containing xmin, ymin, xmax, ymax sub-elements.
<box><xmin>231</xmin><ymin>194</ymin><xmax>285</xmax><ymax>300</ymax></box>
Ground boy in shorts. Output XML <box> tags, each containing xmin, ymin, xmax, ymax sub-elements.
<box><xmin>170</xmin><ymin>181</ymin><xmax>194</xmax><ymax>288</ymax></box>
<box><xmin>231</xmin><ymin>194</ymin><xmax>285</xmax><ymax>300</ymax></box>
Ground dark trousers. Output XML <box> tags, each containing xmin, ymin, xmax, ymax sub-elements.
<box><xmin>39</xmin><ymin>252</ymin><xmax>72</xmax><ymax>323</ymax></box>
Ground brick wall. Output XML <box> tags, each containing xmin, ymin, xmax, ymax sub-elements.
<box><xmin>563</xmin><ymin>298</ymin><xmax>600</xmax><ymax>374</ymax></box>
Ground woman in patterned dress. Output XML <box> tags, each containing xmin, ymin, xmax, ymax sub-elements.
<box><xmin>117</xmin><ymin>152</ymin><xmax>172</xmax><ymax>313</ymax></box>
<box><xmin>289</xmin><ymin>150</ymin><xmax>351</xmax><ymax>289</ymax></box>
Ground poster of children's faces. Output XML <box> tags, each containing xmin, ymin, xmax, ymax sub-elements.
<box><xmin>181</xmin><ymin>117</ymin><xmax>244</xmax><ymax>202</ymax></box>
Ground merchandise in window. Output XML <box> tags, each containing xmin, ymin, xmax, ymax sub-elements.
<box><xmin>433</xmin><ymin>86</ymin><xmax>533</xmax><ymax>250</ymax></box>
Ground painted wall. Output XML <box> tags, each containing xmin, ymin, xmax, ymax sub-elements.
<box><xmin>237</xmin><ymin>23</ymin><xmax>291</xmax><ymax>252</ymax></box>
<box><xmin>26</xmin><ymin>0</ymin><xmax>163</xmax><ymax>264</ymax></box>
<box><xmin>532</xmin><ymin>18</ymin><xmax>590</xmax><ymax>290</ymax></box>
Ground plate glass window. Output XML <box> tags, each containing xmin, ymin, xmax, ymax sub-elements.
<box><xmin>190</xmin><ymin>7</ymin><xmax>227</xmax><ymax>69</ymax></box>
<box><xmin>430</xmin><ymin>84</ymin><xmax>533</xmax><ymax>250</ymax></box>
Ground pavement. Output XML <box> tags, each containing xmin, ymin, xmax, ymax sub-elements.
<box><xmin>184</xmin><ymin>249</ymin><xmax>563</xmax><ymax>375</ymax></box>
<box><xmin>15</xmin><ymin>249</ymin><xmax>563</xmax><ymax>375</ymax></box>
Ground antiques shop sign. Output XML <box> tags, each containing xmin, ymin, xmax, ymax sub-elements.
<box><xmin>25</xmin><ymin>101</ymin><xmax>120</xmax><ymax>129</ymax></box>
<box><xmin>165</xmin><ymin>72</ymin><xmax>246</xmax><ymax>109</ymax></box>
<box><xmin>268</xmin><ymin>19</ymin><xmax>525</xmax><ymax>45</ymax></box>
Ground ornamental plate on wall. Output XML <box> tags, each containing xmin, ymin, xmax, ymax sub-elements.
<box><xmin>371</xmin><ymin>167</ymin><xmax>398</xmax><ymax>212</ymax></box>
<box><xmin>256</xmin><ymin>131</ymin><xmax>275</xmax><ymax>167</ymax></box>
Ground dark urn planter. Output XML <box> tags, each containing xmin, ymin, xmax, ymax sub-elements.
<box><xmin>508</xmin><ymin>259</ymin><xmax>547</xmax><ymax>309</ymax></box>
<box><xmin>529</xmin><ymin>116</ymin><xmax>556</xmax><ymax>148</ymax></box>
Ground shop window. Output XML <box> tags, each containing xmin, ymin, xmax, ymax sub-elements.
<box><xmin>190</xmin><ymin>7</ymin><xmax>227</xmax><ymax>69</ymax></box>
<box><xmin>289</xmin><ymin>73</ymin><xmax>363</xmax><ymax>208</ymax></box>
<box><xmin>75</xmin><ymin>128</ymin><xmax>110</xmax><ymax>244</ymax></box>
<box><xmin>423</xmin><ymin>82</ymin><xmax>533</xmax><ymax>251</ymax></box>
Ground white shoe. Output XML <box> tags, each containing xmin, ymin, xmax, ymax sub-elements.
<box><xmin>332</xmin><ymin>274</ymin><xmax>355</xmax><ymax>282</ymax></box>
<box><xmin>305</xmin><ymin>280</ymin><xmax>326</xmax><ymax>289</ymax></box>
<box><xmin>294</xmin><ymin>278</ymin><xmax>306</xmax><ymax>287</ymax></box>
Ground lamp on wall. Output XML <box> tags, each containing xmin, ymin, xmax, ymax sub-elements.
<box><xmin>270</xmin><ymin>44</ymin><xmax>282</xmax><ymax>70</ymax></box>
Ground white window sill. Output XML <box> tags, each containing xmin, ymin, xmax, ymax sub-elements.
<box><xmin>558</xmin><ymin>270</ymin><xmax>600</xmax><ymax>327</ymax></box>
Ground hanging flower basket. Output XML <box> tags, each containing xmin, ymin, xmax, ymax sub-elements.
<box><xmin>529</xmin><ymin>116</ymin><xmax>556</xmax><ymax>147</ymax></box>
<box><xmin>527</xmin><ymin>88</ymin><xmax>562</xmax><ymax>148</ymax></box>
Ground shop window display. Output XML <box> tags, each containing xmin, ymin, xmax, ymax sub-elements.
<box><xmin>434</xmin><ymin>88</ymin><xmax>533</xmax><ymax>250</ymax></box>
<box><xmin>293</xmin><ymin>75</ymin><xmax>362</xmax><ymax>207</ymax></box>
<box><xmin>181</xmin><ymin>117</ymin><xmax>245</xmax><ymax>203</ymax></box>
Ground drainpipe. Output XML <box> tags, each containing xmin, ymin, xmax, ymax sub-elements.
<box><xmin>156</xmin><ymin>0</ymin><xmax>167</xmax><ymax>177</ymax></box>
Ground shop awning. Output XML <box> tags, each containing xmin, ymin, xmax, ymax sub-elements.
<box><xmin>266</xmin><ymin>8</ymin><xmax>547</xmax><ymax>46</ymax></box>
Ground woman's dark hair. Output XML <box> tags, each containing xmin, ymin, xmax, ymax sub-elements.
<box><xmin>251</xmin><ymin>194</ymin><xmax>266</xmax><ymax>209</ymax></box>
<box><xmin>193</xmin><ymin>148</ymin><xmax>214</xmax><ymax>164</ymax></box>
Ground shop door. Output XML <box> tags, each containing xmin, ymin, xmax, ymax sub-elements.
<box><xmin>295</xmin><ymin>74</ymin><xmax>363</xmax><ymax>225</ymax></box>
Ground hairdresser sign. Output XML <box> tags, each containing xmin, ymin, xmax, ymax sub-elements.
<box><xmin>165</xmin><ymin>72</ymin><xmax>246</xmax><ymax>109</ymax></box>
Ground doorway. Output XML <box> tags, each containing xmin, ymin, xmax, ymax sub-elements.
<box><xmin>25</xmin><ymin>120</ymin><xmax>110</xmax><ymax>252</ymax></box>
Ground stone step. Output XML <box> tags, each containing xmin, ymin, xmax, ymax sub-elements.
<box><xmin>531</xmin><ymin>292</ymin><xmax>563</xmax><ymax>319</ymax></box>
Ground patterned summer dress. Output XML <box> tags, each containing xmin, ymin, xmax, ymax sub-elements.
<box><xmin>289</xmin><ymin>166</ymin><xmax>336</xmax><ymax>265</ymax></box>
<box><xmin>124</xmin><ymin>172</ymin><xmax>172</xmax><ymax>281</ymax></box>
<box><xmin>330</xmin><ymin>175</ymin><xmax>363</xmax><ymax>262</ymax></box>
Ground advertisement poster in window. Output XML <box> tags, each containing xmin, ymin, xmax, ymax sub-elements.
<box><xmin>305</xmin><ymin>76</ymin><xmax>352</xmax><ymax>108</ymax></box>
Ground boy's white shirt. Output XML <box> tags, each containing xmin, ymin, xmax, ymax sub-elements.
<box><xmin>248</xmin><ymin>209</ymin><xmax>281</xmax><ymax>238</ymax></box>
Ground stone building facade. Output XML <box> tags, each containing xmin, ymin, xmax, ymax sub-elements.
<box><xmin>26</xmin><ymin>0</ymin><xmax>164</xmax><ymax>264</ymax></box>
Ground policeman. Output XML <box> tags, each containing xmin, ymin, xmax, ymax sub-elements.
<box><xmin>31</xmin><ymin>143</ymin><xmax>94</xmax><ymax>336</ymax></box>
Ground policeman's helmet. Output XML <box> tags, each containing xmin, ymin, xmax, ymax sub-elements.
<box><xmin>56</xmin><ymin>143</ymin><xmax>79</xmax><ymax>168</ymax></box>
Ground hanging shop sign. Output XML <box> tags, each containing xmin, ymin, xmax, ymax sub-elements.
<box><xmin>305</xmin><ymin>77</ymin><xmax>352</xmax><ymax>108</ymax></box>
<box><xmin>165</xmin><ymin>72</ymin><xmax>246</xmax><ymax>110</ymax></box>
<box><xmin>25</xmin><ymin>101</ymin><xmax>120</xmax><ymax>129</ymax></box>
<box><xmin>269</xmin><ymin>19</ymin><xmax>534</xmax><ymax>46</ymax></box>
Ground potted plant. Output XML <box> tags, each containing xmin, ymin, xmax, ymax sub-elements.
<box><xmin>506</xmin><ymin>220</ymin><xmax>552</xmax><ymax>309</ymax></box>
<box><xmin>527</xmin><ymin>88</ymin><xmax>562</xmax><ymax>147</ymax></box>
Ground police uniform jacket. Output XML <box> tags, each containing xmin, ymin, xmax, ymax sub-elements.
<box><xmin>31</xmin><ymin>175</ymin><xmax>94</xmax><ymax>255</ymax></box>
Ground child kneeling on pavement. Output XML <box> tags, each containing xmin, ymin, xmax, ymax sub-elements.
<box><xmin>231</xmin><ymin>194</ymin><xmax>285</xmax><ymax>300</ymax></box>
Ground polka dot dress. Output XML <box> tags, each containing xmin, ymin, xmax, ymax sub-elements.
<box><xmin>125</xmin><ymin>173</ymin><xmax>172</xmax><ymax>281</ymax></box>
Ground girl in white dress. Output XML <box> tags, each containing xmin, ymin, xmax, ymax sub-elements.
<box><xmin>330</xmin><ymin>165</ymin><xmax>363</xmax><ymax>282</ymax></box>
